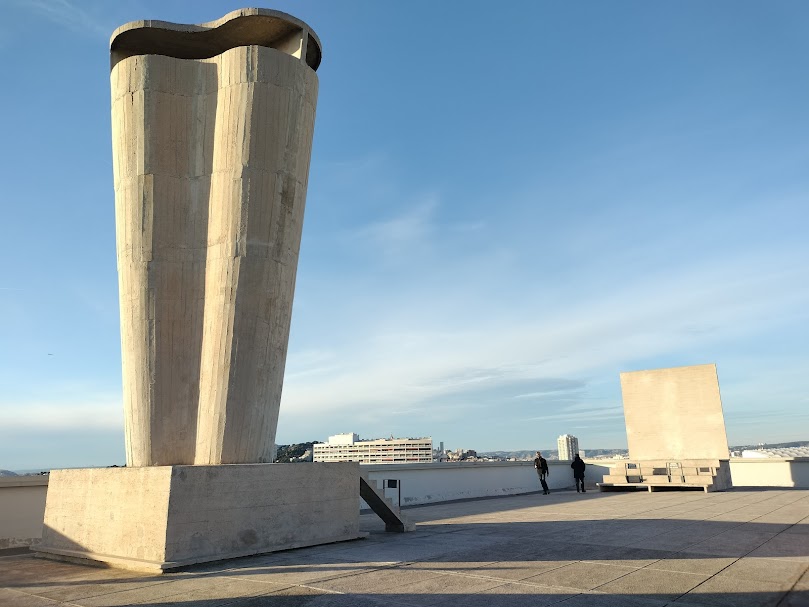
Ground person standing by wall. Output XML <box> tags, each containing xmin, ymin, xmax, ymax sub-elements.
<box><xmin>571</xmin><ymin>453</ymin><xmax>586</xmax><ymax>493</ymax></box>
<box><xmin>534</xmin><ymin>451</ymin><xmax>550</xmax><ymax>494</ymax></box>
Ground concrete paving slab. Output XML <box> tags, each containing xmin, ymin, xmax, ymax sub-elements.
<box><xmin>207</xmin><ymin>560</ymin><xmax>385</xmax><ymax>587</ymax></box>
<box><xmin>627</xmin><ymin>532</ymin><xmax>707</xmax><ymax>552</ymax></box>
<box><xmin>555</xmin><ymin>591</ymin><xmax>668</xmax><ymax>606</ymax></box>
<box><xmin>304</xmin><ymin>594</ymin><xmax>415</xmax><ymax>607</ymax></box>
<box><xmin>74</xmin><ymin>576</ymin><xmax>283</xmax><ymax>606</ymax></box>
<box><xmin>0</xmin><ymin>588</ymin><xmax>61</xmax><ymax>607</ymax></box>
<box><xmin>430</xmin><ymin>582</ymin><xmax>579</xmax><ymax>607</ymax></box>
<box><xmin>399</xmin><ymin>559</ymin><xmax>497</xmax><ymax>573</ymax></box>
<box><xmin>716</xmin><ymin>556</ymin><xmax>807</xmax><ymax>584</ymax></box>
<box><xmin>747</xmin><ymin>534</ymin><xmax>809</xmax><ymax>561</ymax></box>
<box><xmin>0</xmin><ymin>556</ymin><xmax>139</xmax><ymax>588</ymax></box>
<box><xmin>797</xmin><ymin>568</ymin><xmax>809</xmax><ymax>590</ymax></box>
<box><xmin>462</xmin><ymin>558</ymin><xmax>575</xmax><ymax>581</ymax></box>
<box><xmin>685</xmin><ymin>530</ymin><xmax>779</xmax><ymax>557</ymax></box>
<box><xmin>675</xmin><ymin>576</ymin><xmax>789</xmax><ymax>607</ymax></box>
<box><xmin>594</xmin><ymin>567</ymin><xmax>709</xmax><ymax>601</ymax></box>
<box><xmin>520</xmin><ymin>541</ymin><xmax>616</xmax><ymax>562</ymax></box>
<box><xmin>309</xmin><ymin>566</ymin><xmax>445</xmax><ymax>594</ymax></box>
<box><xmin>521</xmin><ymin>561</ymin><xmax>637</xmax><ymax>590</ymax></box>
<box><xmin>643</xmin><ymin>556</ymin><xmax>736</xmax><ymax>576</ymax></box>
<box><xmin>233</xmin><ymin>585</ymin><xmax>335</xmax><ymax>607</ymax></box>
<box><xmin>587</xmin><ymin>546</ymin><xmax>674</xmax><ymax>568</ymax></box>
<box><xmin>785</xmin><ymin>523</ymin><xmax>809</xmax><ymax>535</ymax></box>
<box><xmin>360</xmin><ymin>572</ymin><xmax>506</xmax><ymax>607</ymax></box>
<box><xmin>20</xmin><ymin>576</ymin><xmax>175</xmax><ymax>603</ymax></box>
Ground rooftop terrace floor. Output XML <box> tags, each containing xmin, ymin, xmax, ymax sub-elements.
<box><xmin>2</xmin><ymin>488</ymin><xmax>807</xmax><ymax>606</ymax></box>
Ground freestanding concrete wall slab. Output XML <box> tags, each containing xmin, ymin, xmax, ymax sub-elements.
<box><xmin>620</xmin><ymin>363</ymin><xmax>730</xmax><ymax>461</ymax></box>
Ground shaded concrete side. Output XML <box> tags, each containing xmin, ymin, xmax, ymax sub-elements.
<box><xmin>0</xmin><ymin>478</ymin><xmax>48</xmax><ymax>549</ymax></box>
<box><xmin>38</xmin><ymin>467</ymin><xmax>173</xmax><ymax>565</ymax></box>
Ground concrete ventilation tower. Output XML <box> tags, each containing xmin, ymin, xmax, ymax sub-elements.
<box><xmin>108</xmin><ymin>10</ymin><xmax>321</xmax><ymax>467</ymax></box>
<box><xmin>35</xmin><ymin>9</ymin><xmax>414</xmax><ymax>572</ymax></box>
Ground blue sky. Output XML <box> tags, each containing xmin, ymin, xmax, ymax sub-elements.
<box><xmin>1</xmin><ymin>1</ymin><xmax>807</xmax><ymax>470</ymax></box>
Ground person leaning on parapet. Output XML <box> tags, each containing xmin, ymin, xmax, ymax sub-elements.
<box><xmin>571</xmin><ymin>453</ymin><xmax>586</xmax><ymax>493</ymax></box>
<box><xmin>534</xmin><ymin>451</ymin><xmax>550</xmax><ymax>495</ymax></box>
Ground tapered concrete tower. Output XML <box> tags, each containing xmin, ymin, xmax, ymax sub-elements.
<box><xmin>110</xmin><ymin>9</ymin><xmax>321</xmax><ymax>466</ymax></box>
<box><xmin>37</xmin><ymin>10</ymin><xmax>377</xmax><ymax>572</ymax></box>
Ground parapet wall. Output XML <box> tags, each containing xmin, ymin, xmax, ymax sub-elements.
<box><xmin>361</xmin><ymin>460</ymin><xmax>610</xmax><ymax>507</ymax></box>
<box><xmin>3</xmin><ymin>458</ymin><xmax>808</xmax><ymax>549</ymax></box>
<box><xmin>0</xmin><ymin>476</ymin><xmax>48</xmax><ymax>550</ymax></box>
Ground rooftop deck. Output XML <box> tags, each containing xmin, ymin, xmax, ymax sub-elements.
<box><xmin>2</xmin><ymin>488</ymin><xmax>807</xmax><ymax>606</ymax></box>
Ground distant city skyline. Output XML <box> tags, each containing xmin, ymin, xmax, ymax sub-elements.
<box><xmin>2</xmin><ymin>1</ymin><xmax>809</xmax><ymax>471</ymax></box>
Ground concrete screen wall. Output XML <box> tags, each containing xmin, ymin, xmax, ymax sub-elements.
<box><xmin>620</xmin><ymin>363</ymin><xmax>729</xmax><ymax>461</ymax></box>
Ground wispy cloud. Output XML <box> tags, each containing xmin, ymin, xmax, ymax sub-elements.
<box><xmin>354</xmin><ymin>195</ymin><xmax>439</xmax><ymax>258</ymax></box>
<box><xmin>281</xmin><ymin>235</ymin><xmax>809</xmax><ymax>430</ymax></box>
<box><xmin>0</xmin><ymin>394</ymin><xmax>122</xmax><ymax>431</ymax></box>
<box><xmin>14</xmin><ymin>0</ymin><xmax>111</xmax><ymax>39</ymax></box>
<box><xmin>523</xmin><ymin>407</ymin><xmax>624</xmax><ymax>424</ymax></box>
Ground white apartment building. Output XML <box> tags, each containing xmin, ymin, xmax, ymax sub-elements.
<box><xmin>557</xmin><ymin>434</ymin><xmax>579</xmax><ymax>461</ymax></box>
<box><xmin>313</xmin><ymin>433</ymin><xmax>433</xmax><ymax>464</ymax></box>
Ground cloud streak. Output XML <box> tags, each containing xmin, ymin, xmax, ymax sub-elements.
<box><xmin>0</xmin><ymin>395</ymin><xmax>122</xmax><ymax>431</ymax></box>
<box><xmin>13</xmin><ymin>0</ymin><xmax>111</xmax><ymax>39</ymax></box>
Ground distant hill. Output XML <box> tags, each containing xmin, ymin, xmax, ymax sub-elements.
<box><xmin>730</xmin><ymin>441</ymin><xmax>809</xmax><ymax>450</ymax></box>
<box><xmin>275</xmin><ymin>441</ymin><xmax>317</xmax><ymax>463</ymax></box>
<box><xmin>479</xmin><ymin>450</ymin><xmax>540</xmax><ymax>460</ymax></box>
<box><xmin>479</xmin><ymin>448</ymin><xmax>628</xmax><ymax>460</ymax></box>
<box><xmin>480</xmin><ymin>441</ymin><xmax>809</xmax><ymax>461</ymax></box>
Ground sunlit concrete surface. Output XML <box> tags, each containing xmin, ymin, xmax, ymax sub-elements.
<box><xmin>620</xmin><ymin>364</ymin><xmax>729</xmax><ymax>461</ymax></box>
<box><xmin>2</xmin><ymin>488</ymin><xmax>807</xmax><ymax>606</ymax></box>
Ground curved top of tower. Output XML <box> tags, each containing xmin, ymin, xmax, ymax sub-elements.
<box><xmin>110</xmin><ymin>8</ymin><xmax>321</xmax><ymax>72</ymax></box>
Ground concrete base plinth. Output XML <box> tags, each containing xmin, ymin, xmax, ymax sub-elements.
<box><xmin>35</xmin><ymin>463</ymin><xmax>363</xmax><ymax>572</ymax></box>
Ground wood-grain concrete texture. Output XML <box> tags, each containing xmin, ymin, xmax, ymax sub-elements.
<box><xmin>620</xmin><ymin>364</ymin><xmax>730</xmax><ymax>461</ymax></box>
<box><xmin>110</xmin><ymin>10</ymin><xmax>320</xmax><ymax>466</ymax></box>
<box><xmin>37</xmin><ymin>463</ymin><xmax>361</xmax><ymax>572</ymax></box>
<box><xmin>6</xmin><ymin>488</ymin><xmax>808</xmax><ymax>606</ymax></box>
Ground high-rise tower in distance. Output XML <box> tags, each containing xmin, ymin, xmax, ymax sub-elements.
<box><xmin>558</xmin><ymin>434</ymin><xmax>579</xmax><ymax>461</ymax></box>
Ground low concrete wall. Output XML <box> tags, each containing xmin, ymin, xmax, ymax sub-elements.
<box><xmin>362</xmin><ymin>460</ymin><xmax>609</xmax><ymax>507</ymax></box>
<box><xmin>4</xmin><ymin>459</ymin><xmax>806</xmax><ymax>549</ymax></box>
<box><xmin>729</xmin><ymin>458</ymin><xmax>809</xmax><ymax>488</ymax></box>
<box><xmin>0</xmin><ymin>476</ymin><xmax>49</xmax><ymax>549</ymax></box>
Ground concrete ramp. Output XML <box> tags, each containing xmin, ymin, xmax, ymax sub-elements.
<box><xmin>359</xmin><ymin>473</ymin><xmax>415</xmax><ymax>532</ymax></box>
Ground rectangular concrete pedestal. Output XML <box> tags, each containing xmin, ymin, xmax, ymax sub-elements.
<box><xmin>35</xmin><ymin>463</ymin><xmax>363</xmax><ymax>572</ymax></box>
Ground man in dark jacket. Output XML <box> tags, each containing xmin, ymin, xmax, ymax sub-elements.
<box><xmin>534</xmin><ymin>451</ymin><xmax>550</xmax><ymax>494</ymax></box>
<box><xmin>571</xmin><ymin>453</ymin><xmax>586</xmax><ymax>492</ymax></box>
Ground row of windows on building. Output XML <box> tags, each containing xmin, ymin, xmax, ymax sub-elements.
<box><xmin>312</xmin><ymin>433</ymin><xmax>434</xmax><ymax>464</ymax></box>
